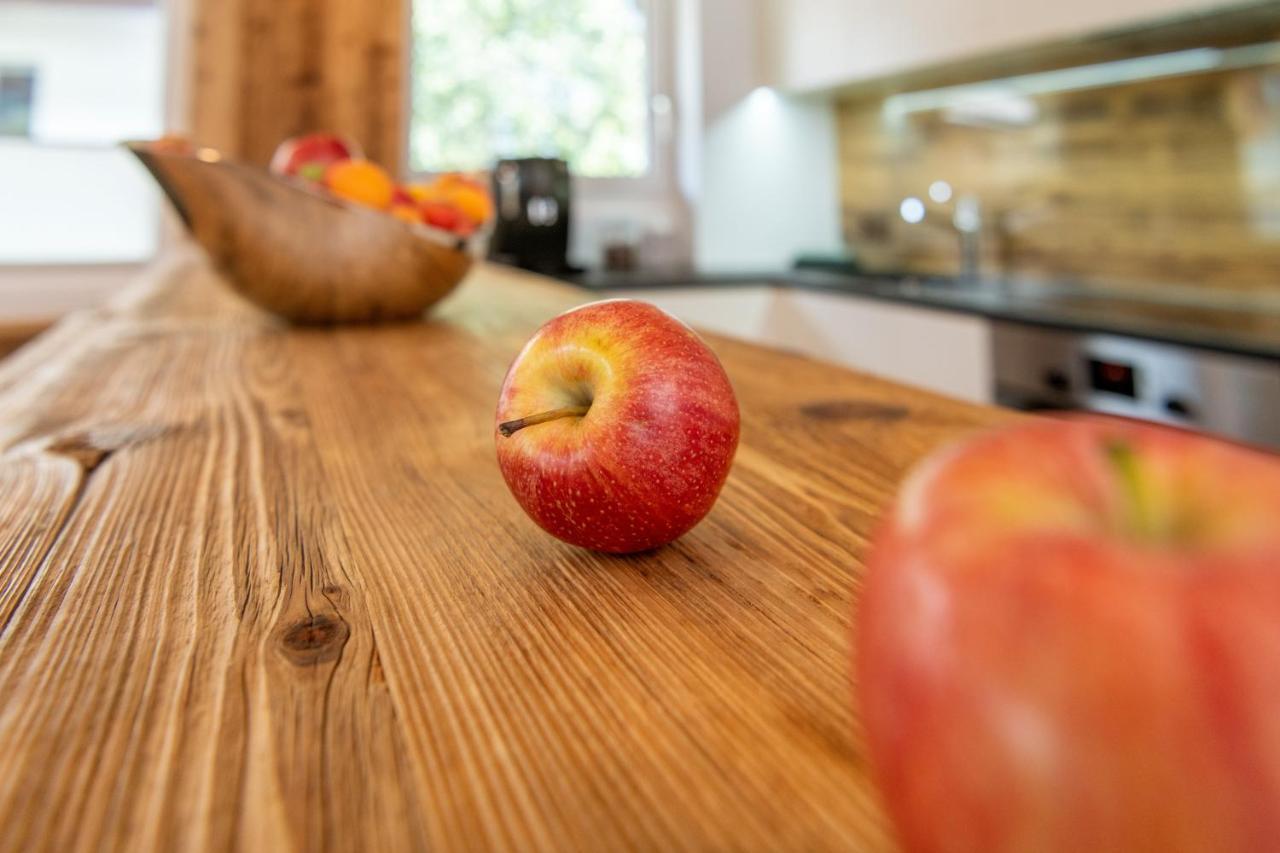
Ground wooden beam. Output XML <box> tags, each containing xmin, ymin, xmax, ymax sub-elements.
<box><xmin>185</xmin><ymin>0</ymin><xmax>408</xmax><ymax>172</ymax></box>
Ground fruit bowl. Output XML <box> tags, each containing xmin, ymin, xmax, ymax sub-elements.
<box><xmin>127</xmin><ymin>142</ymin><xmax>475</xmax><ymax>324</ymax></box>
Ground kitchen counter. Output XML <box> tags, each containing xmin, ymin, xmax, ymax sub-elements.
<box><xmin>0</xmin><ymin>249</ymin><xmax>1010</xmax><ymax>851</ymax></box>
<box><xmin>0</xmin><ymin>320</ymin><xmax>51</xmax><ymax>359</ymax></box>
<box><xmin>565</xmin><ymin>269</ymin><xmax>1280</xmax><ymax>362</ymax></box>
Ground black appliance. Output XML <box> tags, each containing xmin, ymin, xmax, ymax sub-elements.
<box><xmin>488</xmin><ymin>158</ymin><xmax>573</xmax><ymax>274</ymax></box>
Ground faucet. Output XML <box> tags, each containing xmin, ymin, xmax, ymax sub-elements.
<box><xmin>896</xmin><ymin>190</ymin><xmax>987</xmax><ymax>283</ymax></box>
<box><xmin>953</xmin><ymin>195</ymin><xmax>982</xmax><ymax>282</ymax></box>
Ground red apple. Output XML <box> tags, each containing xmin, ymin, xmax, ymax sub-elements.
<box><xmin>390</xmin><ymin>186</ymin><xmax>415</xmax><ymax>208</ymax></box>
<box><xmin>857</xmin><ymin>415</ymin><xmax>1280</xmax><ymax>853</ymax></box>
<box><xmin>420</xmin><ymin>201</ymin><xmax>462</xmax><ymax>232</ymax></box>
<box><xmin>495</xmin><ymin>300</ymin><xmax>740</xmax><ymax>553</ymax></box>
<box><xmin>269</xmin><ymin>133</ymin><xmax>361</xmax><ymax>180</ymax></box>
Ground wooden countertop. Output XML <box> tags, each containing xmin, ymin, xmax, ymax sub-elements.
<box><xmin>0</xmin><ymin>250</ymin><xmax>1009</xmax><ymax>851</ymax></box>
<box><xmin>0</xmin><ymin>320</ymin><xmax>51</xmax><ymax>360</ymax></box>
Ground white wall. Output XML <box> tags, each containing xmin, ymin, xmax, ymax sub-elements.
<box><xmin>0</xmin><ymin>1</ymin><xmax>166</xmax><ymax>268</ymax></box>
<box><xmin>0</xmin><ymin>1</ymin><xmax>165</xmax><ymax>143</ymax></box>
<box><xmin>0</xmin><ymin>142</ymin><xmax>162</xmax><ymax>264</ymax></box>
<box><xmin>687</xmin><ymin>0</ymin><xmax>843</xmax><ymax>271</ymax></box>
<box><xmin>695</xmin><ymin>88</ymin><xmax>843</xmax><ymax>270</ymax></box>
<box><xmin>699</xmin><ymin>0</ymin><xmax>766</xmax><ymax>122</ymax></box>
<box><xmin>764</xmin><ymin>0</ymin><xmax>1241</xmax><ymax>93</ymax></box>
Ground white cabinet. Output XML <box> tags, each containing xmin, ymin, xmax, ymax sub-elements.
<box><xmin>621</xmin><ymin>286</ymin><xmax>994</xmax><ymax>404</ymax></box>
<box><xmin>763</xmin><ymin>0</ymin><xmax>1235</xmax><ymax>93</ymax></box>
<box><xmin>766</xmin><ymin>290</ymin><xmax>992</xmax><ymax>403</ymax></box>
<box><xmin>616</xmin><ymin>286</ymin><xmax>780</xmax><ymax>342</ymax></box>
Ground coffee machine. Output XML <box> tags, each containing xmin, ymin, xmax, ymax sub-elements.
<box><xmin>488</xmin><ymin>158</ymin><xmax>573</xmax><ymax>274</ymax></box>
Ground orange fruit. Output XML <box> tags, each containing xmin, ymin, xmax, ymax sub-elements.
<box><xmin>390</xmin><ymin>204</ymin><xmax>421</xmax><ymax>224</ymax></box>
<box><xmin>404</xmin><ymin>182</ymin><xmax>449</xmax><ymax>205</ymax></box>
<box><xmin>434</xmin><ymin>173</ymin><xmax>468</xmax><ymax>189</ymax></box>
<box><xmin>324</xmin><ymin>159</ymin><xmax>395</xmax><ymax>209</ymax></box>
<box><xmin>446</xmin><ymin>184</ymin><xmax>493</xmax><ymax>223</ymax></box>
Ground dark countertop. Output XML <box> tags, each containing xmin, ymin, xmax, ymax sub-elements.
<box><xmin>558</xmin><ymin>268</ymin><xmax>1280</xmax><ymax>362</ymax></box>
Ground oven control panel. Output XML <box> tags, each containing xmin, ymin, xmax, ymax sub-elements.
<box><xmin>991</xmin><ymin>321</ymin><xmax>1279</xmax><ymax>448</ymax></box>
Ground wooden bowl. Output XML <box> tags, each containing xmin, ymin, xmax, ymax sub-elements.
<box><xmin>127</xmin><ymin>142</ymin><xmax>474</xmax><ymax>324</ymax></box>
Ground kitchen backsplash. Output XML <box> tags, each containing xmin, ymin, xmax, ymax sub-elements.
<box><xmin>836</xmin><ymin>51</ymin><xmax>1280</xmax><ymax>297</ymax></box>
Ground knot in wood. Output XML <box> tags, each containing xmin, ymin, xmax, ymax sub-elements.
<box><xmin>278</xmin><ymin>614</ymin><xmax>349</xmax><ymax>665</ymax></box>
<box><xmin>799</xmin><ymin>400</ymin><xmax>908</xmax><ymax>423</ymax></box>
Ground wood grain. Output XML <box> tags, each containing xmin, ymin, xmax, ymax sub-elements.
<box><xmin>0</xmin><ymin>248</ymin><xmax>1009</xmax><ymax>851</ymax></box>
<box><xmin>185</xmin><ymin>0</ymin><xmax>406</xmax><ymax>170</ymax></box>
<box><xmin>0</xmin><ymin>321</ymin><xmax>49</xmax><ymax>359</ymax></box>
<box><xmin>837</xmin><ymin>56</ymin><xmax>1280</xmax><ymax>296</ymax></box>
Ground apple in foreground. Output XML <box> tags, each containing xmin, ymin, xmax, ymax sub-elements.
<box><xmin>269</xmin><ymin>133</ymin><xmax>360</xmax><ymax>180</ymax></box>
<box><xmin>495</xmin><ymin>300</ymin><xmax>739</xmax><ymax>553</ymax></box>
<box><xmin>857</xmin><ymin>415</ymin><xmax>1280</xmax><ymax>853</ymax></box>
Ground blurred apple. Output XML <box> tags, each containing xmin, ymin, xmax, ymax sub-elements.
<box><xmin>390</xmin><ymin>186</ymin><xmax>415</xmax><ymax>208</ymax></box>
<box><xmin>270</xmin><ymin>133</ymin><xmax>360</xmax><ymax>180</ymax></box>
<box><xmin>404</xmin><ymin>182</ymin><xmax>448</xmax><ymax>205</ymax></box>
<box><xmin>421</xmin><ymin>201</ymin><xmax>463</xmax><ymax>232</ymax></box>
<box><xmin>495</xmin><ymin>300</ymin><xmax>739</xmax><ymax>553</ymax></box>
<box><xmin>858</xmin><ymin>416</ymin><xmax>1280</xmax><ymax>853</ymax></box>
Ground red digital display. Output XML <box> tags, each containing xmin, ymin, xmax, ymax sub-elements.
<box><xmin>1087</xmin><ymin>358</ymin><xmax>1137</xmax><ymax>398</ymax></box>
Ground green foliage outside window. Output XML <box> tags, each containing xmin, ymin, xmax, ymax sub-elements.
<box><xmin>410</xmin><ymin>0</ymin><xmax>650</xmax><ymax>177</ymax></box>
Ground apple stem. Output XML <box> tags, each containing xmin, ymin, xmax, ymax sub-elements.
<box><xmin>1104</xmin><ymin>439</ymin><xmax>1156</xmax><ymax>539</ymax></box>
<box><xmin>498</xmin><ymin>405</ymin><xmax>591</xmax><ymax>437</ymax></box>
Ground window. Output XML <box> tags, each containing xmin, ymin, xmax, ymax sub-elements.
<box><xmin>410</xmin><ymin>0</ymin><xmax>653</xmax><ymax>178</ymax></box>
<box><xmin>0</xmin><ymin>68</ymin><xmax>35</xmax><ymax>138</ymax></box>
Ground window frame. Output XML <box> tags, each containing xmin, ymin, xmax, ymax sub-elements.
<box><xmin>402</xmin><ymin>0</ymin><xmax>677</xmax><ymax>199</ymax></box>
